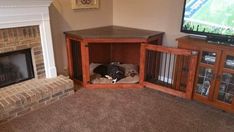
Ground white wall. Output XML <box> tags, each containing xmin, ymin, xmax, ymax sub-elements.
<box><xmin>49</xmin><ymin>0</ymin><xmax>113</xmax><ymax>74</ymax></box>
<box><xmin>113</xmin><ymin>0</ymin><xmax>186</xmax><ymax>47</ymax></box>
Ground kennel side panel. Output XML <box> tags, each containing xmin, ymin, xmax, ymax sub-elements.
<box><xmin>69</xmin><ymin>39</ymin><xmax>83</xmax><ymax>81</ymax></box>
<box><xmin>89</xmin><ymin>43</ymin><xmax>112</xmax><ymax>64</ymax></box>
<box><xmin>111</xmin><ymin>43</ymin><xmax>141</xmax><ymax>65</ymax></box>
<box><xmin>66</xmin><ymin>37</ymin><xmax>74</xmax><ymax>79</ymax></box>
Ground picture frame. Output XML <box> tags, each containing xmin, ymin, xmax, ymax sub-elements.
<box><xmin>72</xmin><ymin>0</ymin><xmax>99</xmax><ymax>9</ymax></box>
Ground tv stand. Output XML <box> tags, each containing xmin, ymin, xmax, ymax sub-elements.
<box><xmin>188</xmin><ymin>34</ymin><xmax>206</xmax><ymax>40</ymax></box>
<box><xmin>207</xmin><ymin>35</ymin><xmax>234</xmax><ymax>45</ymax></box>
<box><xmin>177</xmin><ymin>36</ymin><xmax>234</xmax><ymax>113</ymax></box>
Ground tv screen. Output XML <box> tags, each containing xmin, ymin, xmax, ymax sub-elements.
<box><xmin>181</xmin><ymin>0</ymin><xmax>234</xmax><ymax>37</ymax></box>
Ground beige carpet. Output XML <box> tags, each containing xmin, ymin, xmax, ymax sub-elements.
<box><xmin>0</xmin><ymin>88</ymin><xmax>234</xmax><ymax>132</ymax></box>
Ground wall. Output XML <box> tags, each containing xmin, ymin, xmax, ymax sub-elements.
<box><xmin>49</xmin><ymin>0</ymin><xmax>113</xmax><ymax>74</ymax></box>
<box><xmin>50</xmin><ymin>0</ymin><xmax>186</xmax><ymax>74</ymax></box>
<box><xmin>113</xmin><ymin>0</ymin><xmax>185</xmax><ymax>47</ymax></box>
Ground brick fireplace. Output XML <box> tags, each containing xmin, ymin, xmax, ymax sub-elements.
<box><xmin>0</xmin><ymin>0</ymin><xmax>74</xmax><ymax>123</ymax></box>
<box><xmin>0</xmin><ymin>26</ymin><xmax>45</xmax><ymax>80</ymax></box>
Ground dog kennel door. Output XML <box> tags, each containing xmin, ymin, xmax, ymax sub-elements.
<box><xmin>140</xmin><ymin>44</ymin><xmax>198</xmax><ymax>99</ymax></box>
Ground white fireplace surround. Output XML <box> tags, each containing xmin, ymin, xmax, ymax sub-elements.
<box><xmin>0</xmin><ymin>0</ymin><xmax>57</xmax><ymax>78</ymax></box>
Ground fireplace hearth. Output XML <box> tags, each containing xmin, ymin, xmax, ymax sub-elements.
<box><xmin>0</xmin><ymin>49</ymin><xmax>34</xmax><ymax>88</ymax></box>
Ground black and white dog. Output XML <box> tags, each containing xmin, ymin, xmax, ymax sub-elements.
<box><xmin>93</xmin><ymin>64</ymin><xmax>125</xmax><ymax>83</ymax></box>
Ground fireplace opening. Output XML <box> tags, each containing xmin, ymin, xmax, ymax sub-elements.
<box><xmin>0</xmin><ymin>49</ymin><xmax>34</xmax><ymax>88</ymax></box>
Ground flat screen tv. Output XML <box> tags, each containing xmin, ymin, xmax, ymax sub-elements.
<box><xmin>181</xmin><ymin>0</ymin><xmax>234</xmax><ymax>44</ymax></box>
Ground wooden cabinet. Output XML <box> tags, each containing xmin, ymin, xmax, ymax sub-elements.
<box><xmin>178</xmin><ymin>36</ymin><xmax>234</xmax><ymax>112</ymax></box>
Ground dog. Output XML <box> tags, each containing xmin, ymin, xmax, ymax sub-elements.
<box><xmin>93</xmin><ymin>64</ymin><xmax>125</xmax><ymax>83</ymax></box>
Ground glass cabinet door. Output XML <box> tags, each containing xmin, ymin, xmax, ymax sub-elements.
<box><xmin>217</xmin><ymin>73</ymin><xmax>234</xmax><ymax>104</ymax></box>
<box><xmin>195</xmin><ymin>49</ymin><xmax>220</xmax><ymax>98</ymax></box>
<box><xmin>195</xmin><ymin>67</ymin><xmax>213</xmax><ymax>97</ymax></box>
<box><xmin>216</xmin><ymin>53</ymin><xmax>234</xmax><ymax>104</ymax></box>
<box><xmin>224</xmin><ymin>55</ymin><xmax>234</xmax><ymax>70</ymax></box>
<box><xmin>201</xmin><ymin>51</ymin><xmax>217</xmax><ymax>65</ymax></box>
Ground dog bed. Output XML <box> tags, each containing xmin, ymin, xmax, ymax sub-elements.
<box><xmin>90</xmin><ymin>63</ymin><xmax>139</xmax><ymax>84</ymax></box>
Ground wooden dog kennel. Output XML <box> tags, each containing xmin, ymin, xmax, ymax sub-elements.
<box><xmin>65</xmin><ymin>26</ymin><xmax>198</xmax><ymax>99</ymax></box>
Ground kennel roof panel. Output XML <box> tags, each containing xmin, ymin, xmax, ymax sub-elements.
<box><xmin>64</xmin><ymin>26</ymin><xmax>164</xmax><ymax>42</ymax></box>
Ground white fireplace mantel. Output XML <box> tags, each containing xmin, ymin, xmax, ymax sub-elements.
<box><xmin>0</xmin><ymin>0</ymin><xmax>57</xmax><ymax>78</ymax></box>
<box><xmin>0</xmin><ymin>0</ymin><xmax>52</xmax><ymax>8</ymax></box>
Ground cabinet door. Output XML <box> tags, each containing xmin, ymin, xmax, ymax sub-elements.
<box><xmin>194</xmin><ymin>49</ymin><xmax>221</xmax><ymax>101</ymax></box>
<box><xmin>141</xmin><ymin>43</ymin><xmax>198</xmax><ymax>99</ymax></box>
<box><xmin>214</xmin><ymin>51</ymin><xmax>234</xmax><ymax>109</ymax></box>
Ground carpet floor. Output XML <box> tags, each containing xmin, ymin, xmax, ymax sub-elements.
<box><xmin>0</xmin><ymin>88</ymin><xmax>234</xmax><ymax>132</ymax></box>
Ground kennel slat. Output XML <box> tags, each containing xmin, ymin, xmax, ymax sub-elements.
<box><xmin>142</xmin><ymin>43</ymin><xmax>198</xmax><ymax>99</ymax></box>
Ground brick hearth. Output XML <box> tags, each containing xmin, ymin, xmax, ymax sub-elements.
<box><xmin>0</xmin><ymin>75</ymin><xmax>74</xmax><ymax>123</ymax></box>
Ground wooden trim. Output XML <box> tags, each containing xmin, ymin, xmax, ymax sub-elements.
<box><xmin>139</xmin><ymin>44</ymin><xmax>146</xmax><ymax>85</ymax></box>
<box><xmin>193</xmin><ymin>94</ymin><xmax>209</xmax><ymax>102</ymax></box>
<box><xmin>80</xmin><ymin>41</ymin><xmax>89</xmax><ymax>87</ymax></box>
<box><xmin>174</xmin><ymin>55</ymin><xmax>183</xmax><ymax>90</ymax></box>
<box><xmin>147</xmin><ymin>35</ymin><xmax>163</xmax><ymax>43</ymax></box>
<box><xmin>66</xmin><ymin>37</ymin><xmax>74</xmax><ymax>79</ymax></box>
<box><xmin>209</xmin><ymin>49</ymin><xmax>222</xmax><ymax>101</ymax></box>
<box><xmin>185</xmin><ymin>55</ymin><xmax>198</xmax><ymax>99</ymax></box>
<box><xmin>74</xmin><ymin>79</ymin><xmax>84</xmax><ymax>86</ymax></box>
<box><xmin>177</xmin><ymin>36</ymin><xmax>234</xmax><ymax>52</ymax></box>
<box><xmin>65</xmin><ymin>35</ymin><xmax>165</xmax><ymax>44</ymax></box>
<box><xmin>221</xmin><ymin>51</ymin><xmax>234</xmax><ymax>74</ymax></box>
<box><xmin>223</xmin><ymin>68</ymin><xmax>234</xmax><ymax>74</ymax></box>
<box><xmin>232</xmin><ymin>99</ymin><xmax>234</xmax><ymax>110</ymax></box>
<box><xmin>143</xmin><ymin>44</ymin><xmax>195</xmax><ymax>56</ymax></box>
<box><xmin>144</xmin><ymin>82</ymin><xmax>186</xmax><ymax>98</ymax></box>
<box><xmin>199</xmin><ymin>63</ymin><xmax>216</xmax><ymax>68</ymax></box>
<box><xmin>83</xmin><ymin>38</ymin><xmax>148</xmax><ymax>43</ymax></box>
<box><xmin>213</xmin><ymin>51</ymin><xmax>226</xmax><ymax>103</ymax></box>
<box><xmin>66</xmin><ymin>35</ymin><xmax>83</xmax><ymax>42</ymax></box>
